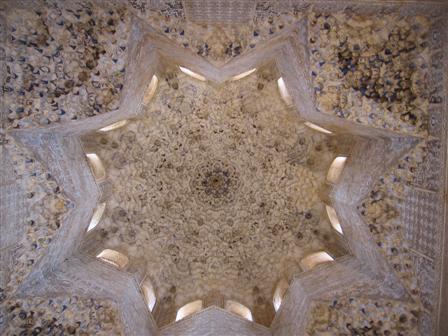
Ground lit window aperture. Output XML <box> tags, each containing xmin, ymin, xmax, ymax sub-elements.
<box><xmin>231</xmin><ymin>68</ymin><xmax>256</xmax><ymax>81</ymax></box>
<box><xmin>142</xmin><ymin>278</ymin><xmax>157</xmax><ymax>312</ymax></box>
<box><xmin>99</xmin><ymin>120</ymin><xmax>128</xmax><ymax>132</ymax></box>
<box><xmin>86</xmin><ymin>153</ymin><xmax>106</xmax><ymax>181</ymax></box>
<box><xmin>87</xmin><ymin>202</ymin><xmax>106</xmax><ymax>232</ymax></box>
<box><xmin>304</xmin><ymin>121</ymin><xmax>332</xmax><ymax>135</ymax></box>
<box><xmin>325</xmin><ymin>205</ymin><xmax>343</xmax><ymax>234</ymax></box>
<box><xmin>273</xmin><ymin>279</ymin><xmax>289</xmax><ymax>312</ymax></box>
<box><xmin>300</xmin><ymin>251</ymin><xmax>334</xmax><ymax>272</ymax></box>
<box><xmin>176</xmin><ymin>300</ymin><xmax>203</xmax><ymax>321</ymax></box>
<box><xmin>277</xmin><ymin>77</ymin><xmax>293</xmax><ymax>106</ymax></box>
<box><xmin>96</xmin><ymin>249</ymin><xmax>129</xmax><ymax>269</ymax></box>
<box><xmin>179</xmin><ymin>66</ymin><xmax>206</xmax><ymax>81</ymax></box>
<box><xmin>143</xmin><ymin>75</ymin><xmax>158</xmax><ymax>105</ymax></box>
<box><xmin>327</xmin><ymin>156</ymin><xmax>347</xmax><ymax>184</ymax></box>
<box><xmin>224</xmin><ymin>300</ymin><xmax>253</xmax><ymax>321</ymax></box>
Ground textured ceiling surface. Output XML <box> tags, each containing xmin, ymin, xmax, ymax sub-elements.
<box><xmin>306</xmin><ymin>297</ymin><xmax>420</xmax><ymax>335</ymax></box>
<box><xmin>83</xmin><ymin>71</ymin><xmax>348</xmax><ymax>318</ymax></box>
<box><xmin>3</xmin><ymin>1</ymin><xmax>130</xmax><ymax>128</ymax></box>
<box><xmin>1</xmin><ymin>0</ymin><xmax>446</xmax><ymax>335</ymax></box>
<box><xmin>128</xmin><ymin>0</ymin><xmax>304</xmax><ymax>64</ymax></box>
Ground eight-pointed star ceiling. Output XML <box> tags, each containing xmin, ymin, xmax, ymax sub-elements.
<box><xmin>6</xmin><ymin>16</ymin><xmax>423</xmax><ymax>336</ymax></box>
<box><xmin>80</xmin><ymin>67</ymin><xmax>352</xmax><ymax>325</ymax></box>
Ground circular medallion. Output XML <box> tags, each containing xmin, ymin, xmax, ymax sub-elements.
<box><xmin>190</xmin><ymin>159</ymin><xmax>241</xmax><ymax>208</ymax></box>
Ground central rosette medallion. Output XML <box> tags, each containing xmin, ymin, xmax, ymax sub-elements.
<box><xmin>190</xmin><ymin>160</ymin><xmax>240</xmax><ymax>207</ymax></box>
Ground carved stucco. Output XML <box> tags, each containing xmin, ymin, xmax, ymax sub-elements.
<box><xmin>81</xmin><ymin>71</ymin><xmax>350</xmax><ymax>322</ymax></box>
<box><xmin>1</xmin><ymin>1</ymin><xmax>447</xmax><ymax>336</ymax></box>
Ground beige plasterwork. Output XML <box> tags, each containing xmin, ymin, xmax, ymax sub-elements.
<box><xmin>2</xmin><ymin>1</ymin><xmax>446</xmax><ymax>334</ymax></box>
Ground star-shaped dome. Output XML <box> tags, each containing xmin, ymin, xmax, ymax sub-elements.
<box><xmin>1</xmin><ymin>1</ymin><xmax>446</xmax><ymax>336</ymax></box>
<box><xmin>79</xmin><ymin>65</ymin><xmax>353</xmax><ymax>326</ymax></box>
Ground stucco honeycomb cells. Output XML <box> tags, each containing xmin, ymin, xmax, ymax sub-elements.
<box><xmin>190</xmin><ymin>159</ymin><xmax>241</xmax><ymax>208</ymax></box>
<box><xmin>130</xmin><ymin>0</ymin><xmax>303</xmax><ymax>63</ymax></box>
<box><xmin>309</xmin><ymin>13</ymin><xmax>431</xmax><ymax>135</ymax></box>
<box><xmin>306</xmin><ymin>297</ymin><xmax>420</xmax><ymax>336</ymax></box>
<box><xmin>0</xmin><ymin>297</ymin><xmax>124</xmax><ymax>335</ymax></box>
<box><xmin>83</xmin><ymin>71</ymin><xmax>348</xmax><ymax>323</ymax></box>
<box><xmin>1</xmin><ymin>135</ymin><xmax>68</xmax><ymax>296</ymax></box>
<box><xmin>358</xmin><ymin>142</ymin><xmax>428</xmax><ymax>295</ymax></box>
<box><xmin>3</xmin><ymin>1</ymin><xmax>130</xmax><ymax>129</ymax></box>
<box><xmin>2</xmin><ymin>0</ymin><xmax>446</xmax><ymax>334</ymax></box>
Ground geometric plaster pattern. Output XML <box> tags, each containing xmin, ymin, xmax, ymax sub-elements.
<box><xmin>1</xmin><ymin>1</ymin><xmax>447</xmax><ymax>336</ymax></box>
<box><xmin>80</xmin><ymin>68</ymin><xmax>350</xmax><ymax>322</ymax></box>
<box><xmin>3</xmin><ymin>17</ymin><xmax>413</xmax><ymax>335</ymax></box>
<box><xmin>399</xmin><ymin>187</ymin><xmax>441</xmax><ymax>260</ymax></box>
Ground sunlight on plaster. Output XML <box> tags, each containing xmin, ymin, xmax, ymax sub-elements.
<box><xmin>142</xmin><ymin>278</ymin><xmax>157</xmax><ymax>312</ymax></box>
<box><xmin>304</xmin><ymin>121</ymin><xmax>332</xmax><ymax>134</ymax></box>
<box><xmin>176</xmin><ymin>300</ymin><xmax>203</xmax><ymax>321</ymax></box>
<box><xmin>277</xmin><ymin>77</ymin><xmax>293</xmax><ymax>106</ymax></box>
<box><xmin>99</xmin><ymin>120</ymin><xmax>128</xmax><ymax>132</ymax></box>
<box><xmin>179</xmin><ymin>66</ymin><xmax>206</xmax><ymax>81</ymax></box>
<box><xmin>273</xmin><ymin>279</ymin><xmax>289</xmax><ymax>312</ymax></box>
<box><xmin>87</xmin><ymin>202</ymin><xmax>106</xmax><ymax>232</ymax></box>
<box><xmin>225</xmin><ymin>300</ymin><xmax>253</xmax><ymax>321</ymax></box>
<box><xmin>86</xmin><ymin>153</ymin><xmax>106</xmax><ymax>181</ymax></box>
<box><xmin>231</xmin><ymin>68</ymin><xmax>257</xmax><ymax>81</ymax></box>
<box><xmin>143</xmin><ymin>75</ymin><xmax>159</xmax><ymax>104</ymax></box>
<box><xmin>96</xmin><ymin>249</ymin><xmax>129</xmax><ymax>269</ymax></box>
<box><xmin>300</xmin><ymin>251</ymin><xmax>334</xmax><ymax>271</ymax></box>
<box><xmin>327</xmin><ymin>156</ymin><xmax>347</xmax><ymax>184</ymax></box>
<box><xmin>326</xmin><ymin>205</ymin><xmax>343</xmax><ymax>234</ymax></box>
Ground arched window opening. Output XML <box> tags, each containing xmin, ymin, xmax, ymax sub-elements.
<box><xmin>277</xmin><ymin>77</ymin><xmax>293</xmax><ymax>106</ymax></box>
<box><xmin>231</xmin><ymin>68</ymin><xmax>256</xmax><ymax>81</ymax></box>
<box><xmin>99</xmin><ymin>120</ymin><xmax>128</xmax><ymax>132</ymax></box>
<box><xmin>224</xmin><ymin>300</ymin><xmax>253</xmax><ymax>321</ymax></box>
<box><xmin>300</xmin><ymin>251</ymin><xmax>334</xmax><ymax>272</ymax></box>
<box><xmin>86</xmin><ymin>153</ymin><xmax>106</xmax><ymax>181</ymax></box>
<box><xmin>87</xmin><ymin>202</ymin><xmax>106</xmax><ymax>232</ymax></box>
<box><xmin>142</xmin><ymin>278</ymin><xmax>157</xmax><ymax>312</ymax></box>
<box><xmin>179</xmin><ymin>66</ymin><xmax>206</xmax><ymax>81</ymax></box>
<box><xmin>304</xmin><ymin>121</ymin><xmax>332</xmax><ymax>134</ymax></box>
<box><xmin>273</xmin><ymin>279</ymin><xmax>289</xmax><ymax>312</ymax></box>
<box><xmin>143</xmin><ymin>75</ymin><xmax>159</xmax><ymax>104</ymax></box>
<box><xmin>326</xmin><ymin>156</ymin><xmax>347</xmax><ymax>184</ymax></box>
<box><xmin>176</xmin><ymin>300</ymin><xmax>203</xmax><ymax>321</ymax></box>
<box><xmin>96</xmin><ymin>249</ymin><xmax>129</xmax><ymax>269</ymax></box>
<box><xmin>325</xmin><ymin>205</ymin><xmax>343</xmax><ymax>234</ymax></box>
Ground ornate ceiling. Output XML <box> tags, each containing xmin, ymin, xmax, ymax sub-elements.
<box><xmin>81</xmin><ymin>70</ymin><xmax>350</xmax><ymax>322</ymax></box>
<box><xmin>1</xmin><ymin>1</ymin><xmax>447</xmax><ymax>336</ymax></box>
